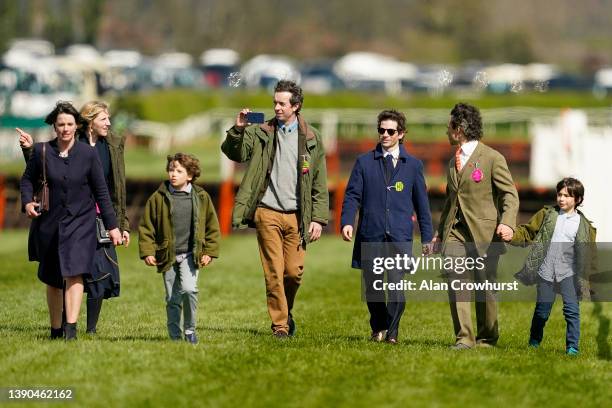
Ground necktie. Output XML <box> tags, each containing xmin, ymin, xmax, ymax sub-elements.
<box><xmin>384</xmin><ymin>154</ymin><xmax>394</xmax><ymax>182</ymax></box>
<box><xmin>455</xmin><ymin>147</ymin><xmax>462</xmax><ymax>172</ymax></box>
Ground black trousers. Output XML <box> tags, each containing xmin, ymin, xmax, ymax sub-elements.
<box><xmin>362</xmin><ymin>267</ymin><xmax>406</xmax><ymax>339</ymax></box>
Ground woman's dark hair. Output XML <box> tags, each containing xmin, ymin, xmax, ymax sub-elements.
<box><xmin>44</xmin><ymin>101</ymin><xmax>83</xmax><ymax>126</ymax></box>
<box><xmin>556</xmin><ymin>177</ymin><xmax>585</xmax><ymax>207</ymax></box>
<box><xmin>274</xmin><ymin>80</ymin><xmax>304</xmax><ymax>113</ymax></box>
<box><xmin>450</xmin><ymin>102</ymin><xmax>483</xmax><ymax>141</ymax></box>
<box><xmin>166</xmin><ymin>153</ymin><xmax>201</xmax><ymax>182</ymax></box>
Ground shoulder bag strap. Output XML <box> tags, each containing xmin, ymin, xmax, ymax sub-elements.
<box><xmin>42</xmin><ymin>142</ymin><xmax>47</xmax><ymax>184</ymax></box>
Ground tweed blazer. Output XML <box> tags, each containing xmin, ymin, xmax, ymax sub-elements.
<box><xmin>437</xmin><ymin>142</ymin><xmax>519</xmax><ymax>256</ymax></box>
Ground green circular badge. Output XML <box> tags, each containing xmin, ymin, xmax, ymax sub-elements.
<box><xmin>395</xmin><ymin>181</ymin><xmax>404</xmax><ymax>192</ymax></box>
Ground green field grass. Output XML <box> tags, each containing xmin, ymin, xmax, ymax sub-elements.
<box><xmin>0</xmin><ymin>230</ymin><xmax>610</xmax><ymax>407</ymax></box>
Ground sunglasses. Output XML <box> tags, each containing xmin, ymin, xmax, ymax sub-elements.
<box><xmin>378</xmin><ymin>127</ymin><xmax>398</xmax><ymax>136</ymax></box>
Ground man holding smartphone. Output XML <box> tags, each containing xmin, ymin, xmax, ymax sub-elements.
<box><xmin>221</xmin><ymin>80</ymin><xmax>329</xmax><ymax>338</ymax></box>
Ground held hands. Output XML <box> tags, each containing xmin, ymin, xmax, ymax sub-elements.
<box><xmin>144</xmin><ymin>256</ymin><xmax>157</xmax><ymax>266</ymax></box>
<box><xmin>341</xmin><ymin>225</ymin><xmax>353</xmax><ymax>242</ymax></box>
<box><xmin>200</xmin><ymin>255</ymin><xmax>213</xmax><ymax>266</ymax></box>
<box><xmin>108</xmin><ymin>228</ymin><xmax>123</xmax><ymax>246</ymax></box>
<box><xmin>122</xmin><ymin>231</ymin><xmax>130</xmax><ymax>247</ymax></box>
<box><xmin>16</xmin><ymin>128</ymin><xmax>33</xmax><ymax>149</ymax></box>
<box><xmin>496</xmin><ymin>224</ymin><xmax>514</xmax><ymax>242</ymax></box>
<box><xmin>309</xmin><ymin>222</ymin><xmax>323</xmax><ymax>242</ymax></box>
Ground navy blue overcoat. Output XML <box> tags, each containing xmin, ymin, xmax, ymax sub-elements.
<box><xmin>20</xmin><ymin>139</ymin><xmax>118</xmax><ymax>277</ymax></box>
<box><xmin>341</xmin><ymin>143</ymin><xmax>433</xmax><ymax>268</ymax></box>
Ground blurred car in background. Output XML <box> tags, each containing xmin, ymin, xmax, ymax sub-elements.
<box><xmin>333</xmin><ymin>52</ymin><xmax>417</xmax><ymax>94</ymax></box>
<box><xmin>200</xmin><ymin>48</ymin><xmax>240</xmax><ymax>88</ymax></box>
<box><xmin>240</xmin><ymin>54</ymin><xmax>300</xmax><ymax>90</ymax></box>
<box><xmin>300</xmin><ymin>60</ymin><xmax>345</xmax><ymax>94</ymax></box>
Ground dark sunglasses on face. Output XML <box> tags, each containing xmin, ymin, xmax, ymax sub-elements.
<box><xmin>378</xmin><ymin>127</ymin><xmax>398</xmax><ymax>136</ymax></box>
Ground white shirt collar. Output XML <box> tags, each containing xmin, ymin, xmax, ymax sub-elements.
<box><xmin>168</xmin><ymin>182</ymin><xmax>193</xmax><ymax>194</ymax></box>
<box><xmin>459</xmin><ymin>140</ymin><xmax>479</xmax><ymax>156</ymax></box>
<box><xmin>559</xmin><ymin>208</ymin><xmax>578</xmax><ymax>218</ymax></box>
<box><xmin>383</xmin><ymin>146</ymin><xmax>400</xmax><ymax>160</ymax></box>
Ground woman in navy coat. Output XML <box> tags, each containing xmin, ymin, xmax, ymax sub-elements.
<box><xmin>20</xmin><ymin>101</ymin><xmax>122</xmax><ymax>340</ymax></box>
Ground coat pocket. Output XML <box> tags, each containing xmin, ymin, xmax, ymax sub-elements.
<box><xmin>155</xmin><ymin>239</ymin><xmax>169</xmax><ymax>265</ymax></box>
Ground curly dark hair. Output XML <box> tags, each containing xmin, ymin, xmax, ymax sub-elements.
<box><xmin>556</xmin><ymin>177</ymin><xmax>585</xmax><ymax>207</ymax></box>
<box><xmin>44</xmin><ymin>101</ymin><xmax>85</xmax><ymax>129</ymax></box>
<box><xmin>166</xmin><ymin>153</ymin><xmax>201</xmax><ymax>182</ymax></box>
<box><xmin>450</xmin><ymin>103</ymin><xmax>483</xmax><ymax>141</ymax></box>
<box><xmin>274</xmin><ymin>80</ymin><xmax>304</xmax><ymax>113</ymax></box>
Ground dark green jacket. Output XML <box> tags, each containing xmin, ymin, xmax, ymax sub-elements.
<box><xmin>221</xmin><ymin>115</ymin><xmax>329</xmax><ymax>246</ymax></box>
<box><xmin>22</xmin><ymin>131</ymin><xmax>130</xmax><ymax>232</ymax></box>
<box><xmin>138</xmin><ymin>182</ymin><xmax>220</xmax><ymax>273</ymax></box>
<box><xmin>510</xmin><ymin>205</ymin><xmax>597</xmax><ymax>298</ymax></box>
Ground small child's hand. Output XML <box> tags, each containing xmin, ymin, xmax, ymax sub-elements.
<box><xmin>200</xmin><ymin>255</ymin><xmax>212</xmax><ymax>266</ymax></box>
<box><xmin>144</xmin><ymin>256</ymin><xmax>157</xmax><ymax>266</ymax></box>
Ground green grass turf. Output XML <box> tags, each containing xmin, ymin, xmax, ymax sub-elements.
<box><xmin>0</xmin><ymin>229</ymin><xmax>610</xmax><ymax>407</ymax></box>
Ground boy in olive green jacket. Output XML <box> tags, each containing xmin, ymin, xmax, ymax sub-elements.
<box><xmin>139</xmin><ymin>153</ymin><xmax>220</xmax><ymax>344</ymax></box>
<box><xmin>506</xmin><ymin>177</ymin><xmax>596</xmax><ymax>355</ymax></box>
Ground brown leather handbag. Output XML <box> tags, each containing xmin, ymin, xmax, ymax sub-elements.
<box><xmin>33</xmin><ymin>143</ymin><xmax>49</xmax><ymax>213</ymax></box>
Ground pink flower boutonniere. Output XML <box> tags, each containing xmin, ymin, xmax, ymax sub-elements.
<box><xmin>471</xmin><ymin>162</ymin><xmax>483</xmax><ymax>182</ymax></box>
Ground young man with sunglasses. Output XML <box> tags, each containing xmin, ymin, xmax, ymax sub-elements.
<box><xmin>341</xmin><ymin>109</ymin><xmax>433</xmax><ymax>344</ymax></box>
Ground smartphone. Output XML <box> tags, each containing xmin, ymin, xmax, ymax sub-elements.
<box><xmin>245</xmin><ymin>112</ymin><xmax>265</xmax><ymax>124</ymax></box>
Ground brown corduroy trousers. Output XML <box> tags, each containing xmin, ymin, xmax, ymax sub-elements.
<box><xmin>254</xmin><ymin>207</ymin><xmax>305</xmax><ymax>334</ymax></box>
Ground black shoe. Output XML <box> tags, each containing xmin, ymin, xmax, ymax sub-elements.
<box><xmin>370</xmin><ymin>330</ymin><xmax>386</xmax><ymax>342</ymax></box>
<box><xmin>385</xmin><ymin>337</ymin><xmax>398</xmax><ymax>345</ymax></box>
<box><xmin>86</xmin><ymin>328</ymin><xmax>97</xmax><ymax>335</ymax></box>
<box><xmin>50</xmin><ymin>327</ymin><xmax>64</xmax><ymax>340</ymax></box>
<box><xmin>64</xmin><ymin>322</ymin><xmax>77</xmax><ymax>341</ymax></box>
<box><xmin>288</xmin><ymin>314</ymin><xmax>296</xmax><ymax>337</ymax></box>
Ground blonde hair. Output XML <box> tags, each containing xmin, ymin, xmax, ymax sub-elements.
<box><xmin>80</xmin><ymin>101</ymin><xmax>109</xmax><ymax>127</ymax></box>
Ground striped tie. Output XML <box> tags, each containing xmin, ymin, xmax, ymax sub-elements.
<box><xmin>455</xmin><ymin>146</ymin><xmax>462</xmax><ymax>172</ymax></box>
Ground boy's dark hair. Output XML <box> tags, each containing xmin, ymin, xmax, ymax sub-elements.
<box><xmin>166</xmin><ymin>153</ymin><xmax>201</xmax><ymax>182</ymax></box>
<box><xmin>556</xmin><ymin>177</ymin><xmax>584</xmax><ymax>207</ymax></box>
<box><xmin>274</xmin><ymin>80</ymin><xmax>303</xmax><ymax>113</ymax></box>
<box><xmin>450</xmin><ymin>102</ymin><xmax>483</xmax><ymax>141</ymax></box>
<box><xmin>44</xmin><ymin>101</ymin><xmax>84</xmax><ymax>128</ymax></box>
<box><xmin>377</xmin><ymin>109</ymin><xmax>407</xmax><ymax>143</ymax></box>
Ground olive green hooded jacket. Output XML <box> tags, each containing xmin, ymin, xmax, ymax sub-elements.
<box><xmin>138</xmin><ymin>182</ymin><xmax>220</xmax><ymax>273</ymax></box>
<box><xmin>221</xmin><ymin>115</ymin><xmax>329</xmax><ymax>246</ymax></box>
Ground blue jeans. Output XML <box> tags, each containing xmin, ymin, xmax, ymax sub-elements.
<box><xmin>530</xmin><ymin>276</ymin><xmax>580</xmax><ymax>350</ymax></box>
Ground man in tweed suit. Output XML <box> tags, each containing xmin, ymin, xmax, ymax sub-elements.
<box><xmin>434</xmin><ymin>103</ymin><xmax>519</xmax><ymax>349</ymax></box>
